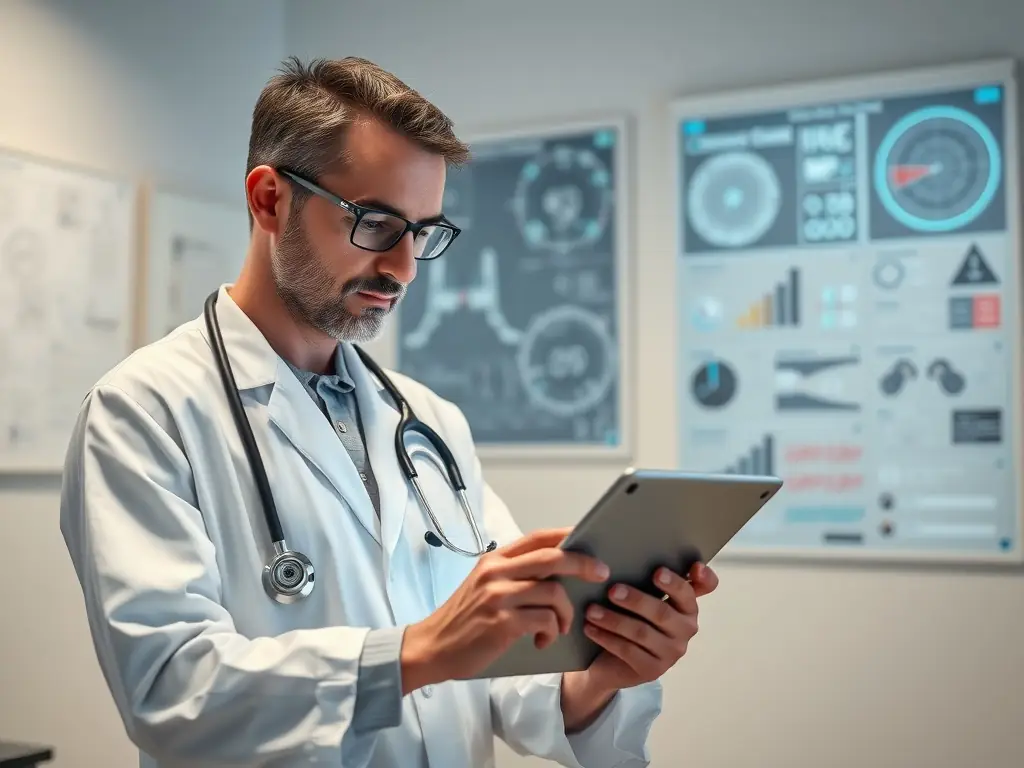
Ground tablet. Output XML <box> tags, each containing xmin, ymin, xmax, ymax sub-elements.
<box><xmin>472</xmin><ymin>468</ymin><xmax>782</xmax><ymax>679</ymax></box>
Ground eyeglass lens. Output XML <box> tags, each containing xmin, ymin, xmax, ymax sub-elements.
<box><xmin>353</xmin><ymin>211</ymin><xmax>454</xmax><ymax>259</ymax></box>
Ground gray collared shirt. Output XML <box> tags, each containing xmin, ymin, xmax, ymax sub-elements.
<box><xmin>283</xmin><ymin>344</ymin><xmax>403</xmax><ymax>734</ymax></box>
<box><xmin>284</xmin><ymin>345</ymin><xmax>382</xmax><ymax>516</ymax></box>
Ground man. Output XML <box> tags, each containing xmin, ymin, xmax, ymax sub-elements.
<box><xmin>60</xmin><ymin>56</ymin><xmax>719</xmax><ymax>767</ymax></box>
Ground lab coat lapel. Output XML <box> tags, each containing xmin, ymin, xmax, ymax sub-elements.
<box><xmin>197</xmin><ymin>286</ymin><xmax>381</xmax><ymax>544</ymax></box>
<box><xmin>266</xmin><ymin>358</ymin><xmax>382</xmax><ymax>546</ymax></box>
<box><xmin>342</xmin><ymin>344</ymin><xmax>410</xmax><ymax>561</ymax></box>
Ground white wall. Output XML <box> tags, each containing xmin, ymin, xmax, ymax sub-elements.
<box><xmin>285</xmin><ymin>2</ymin><xmax>1024</xmax><ymax>767</ymax></box>
<box><xmin>0</xmin><ymin>1</ymin><xmax>285</xmax><ymax>765</ymax></box>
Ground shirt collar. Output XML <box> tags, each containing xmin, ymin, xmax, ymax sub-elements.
<box><xmin>197</xmin><ymin>286</ymin><xmax>380</xmax><ymax>400</ymax></box>
<box><xmin>283</xmin><ymin>343</ymin><xmax>356</xmax><ymax>395</ymax></box>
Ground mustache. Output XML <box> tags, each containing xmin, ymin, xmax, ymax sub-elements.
<box><xmin>343</xmin><ymin>275</ymin><xmax>406</xmax><ymax>299</ymax></box>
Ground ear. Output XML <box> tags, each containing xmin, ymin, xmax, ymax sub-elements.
<box><xmin>246</xmin><ymin>166</ymin><xmax>289</xmax><ymax>235</ymax></box>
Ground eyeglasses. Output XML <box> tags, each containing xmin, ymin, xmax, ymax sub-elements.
<box><xmin>278</xmin><ymin>169</ymin><xmax>460</xmax><ymax>260</ymax></box>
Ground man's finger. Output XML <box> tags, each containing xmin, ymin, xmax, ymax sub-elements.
<box><xmin>512</xmin><ymin>607</ymin><xmax>562</xmax><ymax>648</ymax></box>
<box><xmin>496</xmin><ymin>527</ymin><xmax>574</xmax><ymax>558</ymax></box>
<box><xmin>690</xmin><ymin>563</ymin><xmax>719</xmax><ymax>597</ymax></box>
<box><xmin>499</xmin><ymin>547</ymin><xmax>610</xmax><ymax>583</ymax></box>
<box><xmin>653</xmin><ymin>569</ymin><xmax>698</xmax><ymax>615</ymax></box>
<box><xmin>603</xmin><ymin>579</ymin><xmax>692</xmax><ymax>635</ymax></box>
<box><xmin>503</xmin><ymin>580</ymin><xmax>575</xmax><ymax>634</ymax></box>
<box><xmin>584</xmin><ymin>623</ymin><xmax>659</xmax><ymax>676</ymax></box>
<box><xmin>659</xmin><ymin>573</ymin><xmax>700</xmax><ymax>618</ymax></box>
<box><xmin>585</xmin><ymin>604</ymin><xmax>673</xmax><ymax>658</ymax></box>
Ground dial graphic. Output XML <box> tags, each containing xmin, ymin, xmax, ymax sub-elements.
<box><xmin>690</xmin><ymin>360</ymin><xmax>737</xmax><ymax>408</ymax></box>
<box><xmin>873</xmin><ymin>105</ymin><xmax>1002</xmax><ymax>233</ymax></box>
<box><xmin>511</xmin><ymin>142</ymin><xmax>613</xmax><ymax>253</ymax></box>
<box><xmin>515</xmin><ymin>305</ymin><xmax>616</xmax><ymax>418</ymax></box>
<box><xmin>687</xmin><ymin>150</ymin><xmax>782</xmax><ymax>248</ymax></box>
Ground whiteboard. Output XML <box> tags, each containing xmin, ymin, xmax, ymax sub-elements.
<box><xmin>394</xmin><ymin>116</ymin><xmax>633</xmax><ymax>461</ymax></box>
<box><xmin>672</xmin><ymin>59</ymin><xmax>1022</xmax><ymax>565</ymax></box>
<box><xmin>0</xmin><ymin>148</ymin><xmax>136</xmax><ymax>472</ymax></box>
<box><xmin>142</xmin><ymin>187</ymin><xmax>249</xmax><ymax>342</ymax></box>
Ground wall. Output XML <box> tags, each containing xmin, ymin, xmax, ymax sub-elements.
<box><xmin>0</xmin><ymin>1</ymin><xmax>285</xmax><ymax>765</ymax></box>
<box><xmin>285</xmin><ymin>1</ymin><xmax>1024</xmax><ymax>767</ymax></box>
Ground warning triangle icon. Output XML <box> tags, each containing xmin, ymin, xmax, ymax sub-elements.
<box><xmin>951</xmin><ymin>244</ymin><xmax>998</xmax><ymax>286</ymax></box>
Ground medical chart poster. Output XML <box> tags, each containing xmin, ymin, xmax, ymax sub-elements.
<box><xmin>395</xmin><ymin>117</ymin><xmax>632</xmax><ymax>461</ymax></box>
<box><xmin>0</xmin><ymin>148</ymin><xmax>136</xmax><ymax>473</ymax></box>
<box><xmin>672</xmin><ymin>60</ymin><xmax>1023</xmax><ymax>564</ymax></box>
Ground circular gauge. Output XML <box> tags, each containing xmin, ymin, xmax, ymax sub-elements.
<box><xmin>690</xmin><ymin>360</ymin><xmax>737</xmax><ymax>408</ymax></box>
<box><xmin>511</xmin><ymin>143</ymin><xmax>613</xmax><ymax>253</ymax></box>
<box><xmin>873</xmin><ymin>105</ymin><xmax>1001</xmax><ymax>233</ymax></box>
<box><xmin>516</xmin><ymin>305</ymin><xmax>616</xmax><ymax>418</ymax></box>
<box><xmin>872</xmin><ymin>259</ymin><xmax>905</xmax><ymax>290</ymax></box>
<box><xmin>687</xmin><ymin>151</ymin><xmax>782</xmax><ymax>248</ymax></box>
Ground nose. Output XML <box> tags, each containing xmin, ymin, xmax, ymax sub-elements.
<box><xmin>379</xmin><ymin>231</ymin><xmax>417</xmax><ymax>285</ymax></box>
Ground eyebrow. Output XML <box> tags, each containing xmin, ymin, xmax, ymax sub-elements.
<box><xmin>352</xmin><ymin>197</ymin><xmax>445</xmax><ymax>224</ymax></box>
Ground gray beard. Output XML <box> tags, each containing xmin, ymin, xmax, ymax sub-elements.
<box><xmin>270</xmin><ymin>217</ymin><xmax>396</xmax><ymax>343</ymax></box>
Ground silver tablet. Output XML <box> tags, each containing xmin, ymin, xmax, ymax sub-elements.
<box><xmin>473</xmin><ymin>468</ymin><xmax>782</xmax><ymax>679</ymax></box>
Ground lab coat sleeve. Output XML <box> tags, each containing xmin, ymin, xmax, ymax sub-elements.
<box><xmin>59</xmin><ymin>383</ymin><xmax>392</xmax><ymax>767</ymax></box>
<box><xmin>430</xmin><ymin>396</ymin><xmax>664</xmax><ymax>767</ymax></box>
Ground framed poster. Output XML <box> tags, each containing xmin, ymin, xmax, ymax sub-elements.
<box><xmin>0</xmin><ymin>147</ymin><xmax>136</xmax><ymax>472</ymax></box>
<box><xmin>396</xmin><ymin>116</ymin><xmax>633</xmax><ymax>461</ymax></box>
<box><xmin>673</xmin><ymin>59</ymin><xmax>1022</xmax><ymax>564</ymax></box>
<box><xmin>141</xmin><ymin>184</ymin><xmax>248</xmax><ymax>342</ymax></box>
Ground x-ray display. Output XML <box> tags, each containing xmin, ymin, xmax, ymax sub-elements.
<box><xmin>397</xmin><ymin>125</ymin><xmax>624</xmax><ymax>449</ymax></box>
<box><xmin>675</xmin><ymin>62</ymin><xmax>1021</xmax><ymax>563</ymax></box>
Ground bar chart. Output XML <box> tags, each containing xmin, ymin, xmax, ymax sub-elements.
<box><xmin>736</xmin><ymin>267</ymin><xmax>801</xmax><ymax>329</ymax></box>
<box><xmin>724</xmin><ymin>433</ymin><xmax>775</xmax><ymax>476</ymax></box>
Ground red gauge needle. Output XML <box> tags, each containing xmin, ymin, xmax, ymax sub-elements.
<box><xmin>889</xmin><ymin>162</ymin><xmax>942</xmax><ymax>188</ymax></box>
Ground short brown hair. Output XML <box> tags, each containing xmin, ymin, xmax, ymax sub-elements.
<box><xmin>246</xmin><ymin>56</ymin><xmax>471</xmax><ymax>222</ymax></box>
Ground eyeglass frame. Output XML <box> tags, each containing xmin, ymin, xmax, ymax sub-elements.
<box><xmin>276</xmin><ymin>168</ymin><xmax>461</xmax><ymax>260</ymax></box>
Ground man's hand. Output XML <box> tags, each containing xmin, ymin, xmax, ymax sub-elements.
<box><xmin>401</xmin><ymin>528</ymin><xmax>610</xmax><ymax>691</ymax></box>
<box><xmin>561</xmin><ymin>562</ymin><xmax>719</xmax><ymax>731</ymax></box>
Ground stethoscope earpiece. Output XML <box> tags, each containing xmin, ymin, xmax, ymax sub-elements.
<box><xmin>424</xmin><ymin>531</ymin><xmax>497</xmax><ymax>552</ymax></box>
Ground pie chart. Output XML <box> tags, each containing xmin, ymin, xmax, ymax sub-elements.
<box><xmin>691</xmin><ymin>360</ymin><xmax>737</xmax><ymax>408</ymax></box>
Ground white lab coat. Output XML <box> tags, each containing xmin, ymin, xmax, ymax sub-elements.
<box><xmin>60</xmin><ymin>285</ymin><xmax>662</xmax><ymax>768</ymax></box>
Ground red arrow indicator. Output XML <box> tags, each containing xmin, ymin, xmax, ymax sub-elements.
<box><xmin>889</xmin><ymin>163</ymin><xmax>936</xmax><ymax>188</ymax></box>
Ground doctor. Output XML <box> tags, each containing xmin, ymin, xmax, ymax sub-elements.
<box><xmin>60</xmin><ymin>56</ymin><xmax>719</xmax><ymax>768</ymax></box>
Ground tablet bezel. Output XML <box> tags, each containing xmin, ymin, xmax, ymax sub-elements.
<box><xmin>469</xmin><ymin>468</ymin><xmax>782</xmax><ymax>679</ymax></box>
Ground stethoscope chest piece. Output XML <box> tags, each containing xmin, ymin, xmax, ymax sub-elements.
<box><xmin>262</xmin><ymin>542</ymin><xmax>315</xmax><ymax>604</ymax></box>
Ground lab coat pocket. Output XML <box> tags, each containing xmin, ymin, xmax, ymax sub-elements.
<box><xmin>425</xmin><ymin>535</ymin><xmax>478</xmax><ymax>610</ymax></box>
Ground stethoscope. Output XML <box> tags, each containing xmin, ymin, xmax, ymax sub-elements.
<box><xmin>203</xmin><ymin>290</ymin><xmax>497</xmax><ymax>604</ymax></box>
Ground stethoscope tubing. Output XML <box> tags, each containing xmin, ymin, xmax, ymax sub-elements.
<box><xmin>203</xmin><ymin>289</ymin><xmax>496</xmax><ymax>604</ymax></box>
<box><xmin>204</xmin><ymin>291</ymin><xmax>286</xmax><ymax>543</ymax></box>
